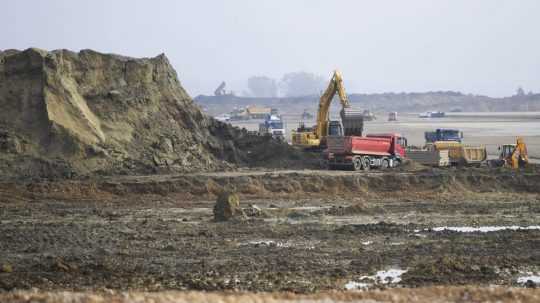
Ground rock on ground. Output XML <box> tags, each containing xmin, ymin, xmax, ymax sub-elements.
<box><xmin>213</xmin><ymin>192</ymin><xmax>244</xmax><ymax>221</ymax></box>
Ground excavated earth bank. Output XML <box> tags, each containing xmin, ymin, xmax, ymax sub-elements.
<box><xmin>0</xmin><ymin>48</ymin><xmax>310</xmax><ymax>180</ymax></box>
<box><xmin>0</xmin><ymin>168</ymin><xmax>538</xmax><ymax>202</ymax></box>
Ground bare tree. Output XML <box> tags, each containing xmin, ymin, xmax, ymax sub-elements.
<box><xmin>247</xmin><ymin>76</ymin><xmax>278</xmax><ymax>97</ymax></box>
<box><xmin>280</xmin><ymin>72</ymin><xmax>325</xmax><ymax>97</ymax></box>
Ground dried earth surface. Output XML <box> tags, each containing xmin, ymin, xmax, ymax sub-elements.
<box><xmin>2</xmin><ymin>287</ymin><xmax>540</xmax><ymax>303</ymax></box>
<box><xmin>1</xmin><ymin>167</ymin><xmax>539</xmax><ymax>302</ymax></box>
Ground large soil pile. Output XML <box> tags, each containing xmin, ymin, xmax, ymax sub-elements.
<box><xmin>0</xmin><ymin>48</ymin><xmax>306</xmax><ymax>179</ymax></box>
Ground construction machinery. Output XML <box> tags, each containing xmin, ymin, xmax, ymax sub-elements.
<box><xmin>300</xmin><ymin>109</ymin><xmax>314</xmax><ymax>120</ymax></box>
<box><xmin>425</xmin><ymin>129</ymin><xmax>463</xmax><ymax>143</ymax></box>
<box><xmin>407</xmin><ymin>148</ymin><xmax>450</xmax><ymax>167</ymax></box>
<box><xmin>214</xmin><ymin>81</ymin><xmax>234</xmax><ymax>97</ymax></box>
<box><xmin>428</xmin><ymin>141</ymin><xmax>487</xmax><ymax>167</ymax></box>
<box><xmin>259</xmin><ymin>114</ymin><xmax>285</xmax><ymax>140</ymax></box>
<box><xmin>214</xmin><ymin>82</ymin><xmax>227</xmax><ymax>96</ymax></box>
<box><xmin>487</xmin><ymin>137</ymin><xmax>529</xmax><ymax>169</ymax></box>
<box><xmin>409</xmin><ymin>129</ymin><xmax>485</xmax><ymax>167</ymax></box>
<box><xmin>419</xmin><ymin>111</ymin><xmax>446</xmax><ymax>118</ymax></box>
<box><xmin>291</xmin><ymin>70</ymin><xmax>364</xmax><ymax>149</ymax></box>
<box><xmin>325</xmin><ymin>133</ymin><xmax>407</xmax><ymax>170</ymax></box>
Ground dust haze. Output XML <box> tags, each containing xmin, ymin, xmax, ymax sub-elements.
<box><xmin>2</xmin><ymin>2</ymin><xmax>540</xmax><ymax>303</ymax></box>
<box><xmin>2</xmin><ymin>0</ymin><xmax>539</xmax><ymax>97</ymax></box>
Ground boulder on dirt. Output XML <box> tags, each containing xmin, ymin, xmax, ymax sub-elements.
<box><xmin>1</xmin><ymin>264</ymin><xmax>12</xmax><ymax>273</ymax></box>
<box><xmin>213</xmin><ymin>192</ymin><xmax>245</xmax><ymax>221</ymax></box>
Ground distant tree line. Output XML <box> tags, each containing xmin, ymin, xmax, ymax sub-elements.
<box><xmin>515</xmin><ymin>86</ymin><xmax>536</xmax><ymax>98</ymax></box>
<box><xmin>246</xmin><ymin>72</ymin><xmax>325</xmax><ymax>98</ymax></box>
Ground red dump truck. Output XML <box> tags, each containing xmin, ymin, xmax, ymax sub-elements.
<box><xmin>325</xmin><ymin>133</ymin><xmax>408</xmax><ymax>170</ymax></box>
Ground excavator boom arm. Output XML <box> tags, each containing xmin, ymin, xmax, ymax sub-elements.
<box><xmin>291</xmin><ymin>70</ymin><xmax>363</xmax><ymax>149</ymax></box>
<box><xmin>315</xmin><ymin>70</ymin><xmax>351</xmax><ymax>138</ymax></box>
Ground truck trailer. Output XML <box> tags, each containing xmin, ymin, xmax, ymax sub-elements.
<box><xmin>428</xmin><ymin>141</ymin><xmax>487</xmax><ymax>167</ymax></box>
<box><xmin>325</xmin><ymin>133</ymin><xmax>408</xmax><ymax>170</ymax></box>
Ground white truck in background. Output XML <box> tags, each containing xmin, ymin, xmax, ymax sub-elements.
<box><xmin>259</xmin><ymin>115</ymin><xmax>285</xmax><ymax>140</ymax></box>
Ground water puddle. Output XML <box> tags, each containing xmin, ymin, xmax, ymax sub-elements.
<box><xmin>344</xmin><ymin>281</ymin><xmax>370</xmax><ymax>290</ymax></box>
<box><xmin>517</xmin><ymin>273</ymin><xmax>540</xmax><ymax>284</ymax></box>
<box><xmin>423</xmin><ymin>226</ymin><xmax>540</xmax><ymax>233</ymax></box>
<box><xmin>345</xmin><ymin>268</ymin><xmax>407</xmax><ymax>290</ymax></box>
<box><xmin>241</xmin><ymin>239</ymin><xmax>317</xmax><ymax>250</ymax></box>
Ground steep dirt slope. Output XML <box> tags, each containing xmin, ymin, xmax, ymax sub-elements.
<box><xmin>0</xmin><ymin>48</ymin><xmax>304</xmax><ymax>179</ymax></box>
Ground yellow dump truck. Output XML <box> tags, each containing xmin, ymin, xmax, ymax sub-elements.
<box><xmin>428</xmin><ymin>141</ymin><xmax>487</xmax><ymax>167</ymax></box>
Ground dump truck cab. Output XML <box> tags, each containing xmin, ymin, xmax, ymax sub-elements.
<box><xmin>365</xmin><ymin>133</ymin><xmax>408</xmax><ymax>158</ymax></box>
<box><xmin>259</xmin><ymin>115</ymin><xmax>285</xmax><ymax>139</ymax></box>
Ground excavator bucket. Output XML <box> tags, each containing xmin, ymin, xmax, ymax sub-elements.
<box><xmin>340</xmin><ymin>108</ymin><xmax>364</xmax><ymax>136</ymax></box>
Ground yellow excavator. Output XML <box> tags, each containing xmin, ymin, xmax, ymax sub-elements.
<box><xmin>488</xmin><ymin>137</ymin><xmax>529</xmax><ymax>169</ymax></box>
<box><xmin>291</xmin><ymin>70</ymin><xmax>364</xmax><ymax>149</ymax></box>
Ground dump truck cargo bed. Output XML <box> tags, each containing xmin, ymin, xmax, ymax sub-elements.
<box><xmin>406</xmin><ymin>149</ymin><xmax>450</xmax><ymax>167</ymax></box>
<box><xmin>430</xmin><ymin>142</ymin><xmax>487</xmax><ymax>166</ymax></box>
<box><xmin>327</xmin><ymin>135</ymin><xmax>393</xmax><ymax>156</ymax></box>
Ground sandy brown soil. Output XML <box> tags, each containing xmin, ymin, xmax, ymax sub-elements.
<box><xmin>2</xmin><ymin>287</ymin><xmax>540</xmax><ymax>303</ymax></box>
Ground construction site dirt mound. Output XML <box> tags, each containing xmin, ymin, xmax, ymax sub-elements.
<box><xmin>1</xmin><ymin>168</ymin><xmax>538</xmax><ymax>203</ymax></box>
<box><xmin>0</xmin><ymin>48</ymin><xmax>311</xmax><ymax>180</ymax></box>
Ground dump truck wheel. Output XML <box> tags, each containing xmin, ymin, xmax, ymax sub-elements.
<box><xmin>353</xmin><ymin>157</ymin><xmax>362</xmax><ymax>171</ymax></box>
<box><xmin>361</xmin><ymin>156</ymin><xmax>371</xmax><ymax>171</ymax></box>
<box><xmin>381</xmin><ymin>159</ymin><xmax>390</xmax><ymax>170</ymax></box>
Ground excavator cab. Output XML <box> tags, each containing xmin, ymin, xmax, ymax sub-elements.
<box><xmin>328</xmin><ymin>120</ymin><xmax>343</xmax><ymax>136</ymax></box>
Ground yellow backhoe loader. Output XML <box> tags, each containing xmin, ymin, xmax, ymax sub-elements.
<box><xmin>291</xmin><ymin>70</ymin><xmax>364</xmax><ymax>149</ymax></box>
<box><xmin>488</xmin><ymin>137</ymin><xmax>529</xmax><ymax>169</ymax></box>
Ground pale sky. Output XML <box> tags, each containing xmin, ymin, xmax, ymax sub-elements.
<box><xmin>2</xmin><ymin>0</ymin><xmax>539</xmax><ymax>97</ymax></box>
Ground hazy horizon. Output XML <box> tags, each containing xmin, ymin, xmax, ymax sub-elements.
<box><xmin>2</xmin><ymin>0</ymin><xmax>539</xmax><ymax>98</ymax></box>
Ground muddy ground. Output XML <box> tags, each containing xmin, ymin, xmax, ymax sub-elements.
<box><xmin>0</xmin><ymin>168</ymin><xmax>540</xmax><ymax>299</ymax></box>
